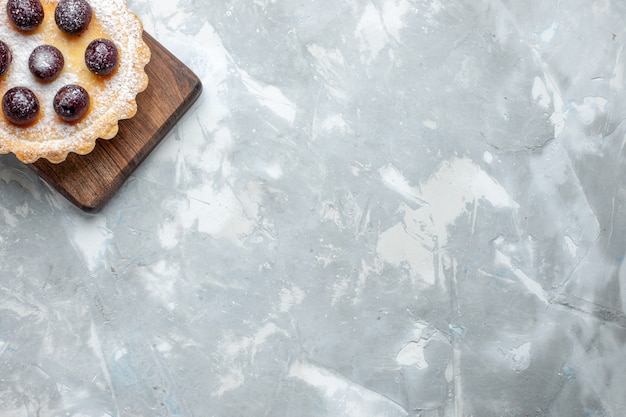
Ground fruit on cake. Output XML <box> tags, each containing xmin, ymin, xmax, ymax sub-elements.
<box><xmin>0</xmin><ymin>0</ymin><xmax>150</xmax><ymax>163</ymax></box>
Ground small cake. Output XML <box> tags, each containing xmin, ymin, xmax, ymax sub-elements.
<box><xmin>0</xmin><ymin>0</ymin><xmax>150</xmax><ymax>163</ymax></box>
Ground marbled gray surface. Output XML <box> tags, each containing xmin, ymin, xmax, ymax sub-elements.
<box><xmin>2</xmin><ymin>0</ymin><xmax>626</xmax><ymax>416</ymax></box>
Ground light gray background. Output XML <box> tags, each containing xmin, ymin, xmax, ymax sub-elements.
<box><xmin>1</xmin><ymin>0</ymin><xmax>626</xmax><ymax>416</ymax></box>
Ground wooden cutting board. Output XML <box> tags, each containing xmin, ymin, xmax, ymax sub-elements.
<box><xmin>28</xmin><ymin>32</ymin><xmax>203</xmax><ymax>212</ymax></box>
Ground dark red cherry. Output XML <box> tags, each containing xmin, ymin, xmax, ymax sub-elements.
<box><xmin>29</xmin><ymin>45</ymin><xmax>64</xmax><ymax>82</ymax></box>
<box><xmin>55</xmin><ymin>0</ymin><xmax>92</xmax><ymax>35</ymax></box>
<box><xmin>6</xmin><ymin>0</ymin><xmax>44</xmax><ymax>31</ymax></box>
<box><xmin>0</xmin><ymin>41</ymin><xmax>12</xmax><ymax>76</ymax></box>
<box><xmin>2</xmin><ymin>87</ymin><xmax>39</xmax><ymax>125</ymax></box>
<box><xmin>53</xmin><ymin>84</ymin><xmax>90</xmax><ymax>122</ymax></box>
<box><xmin>85</xmin><ymin>38</ymin><xmax>118</xmax><ymax>76</ymax></box>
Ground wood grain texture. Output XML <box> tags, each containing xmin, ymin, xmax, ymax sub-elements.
<box><xmin>29</xmin><ymin>32</ymin><xmax>203</xmax><ymax>212</ymax></box>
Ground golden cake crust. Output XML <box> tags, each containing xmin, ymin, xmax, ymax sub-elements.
<box><xmin>0</xmin><ymin>0</ymin><xmax>150</xmax><ymax>163</ymax></box>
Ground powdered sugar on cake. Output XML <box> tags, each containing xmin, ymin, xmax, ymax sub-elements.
<box><xmin>0</xmin><ymin>0</ymin><xmax>150</xmax><ymax>163</ymax></box>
